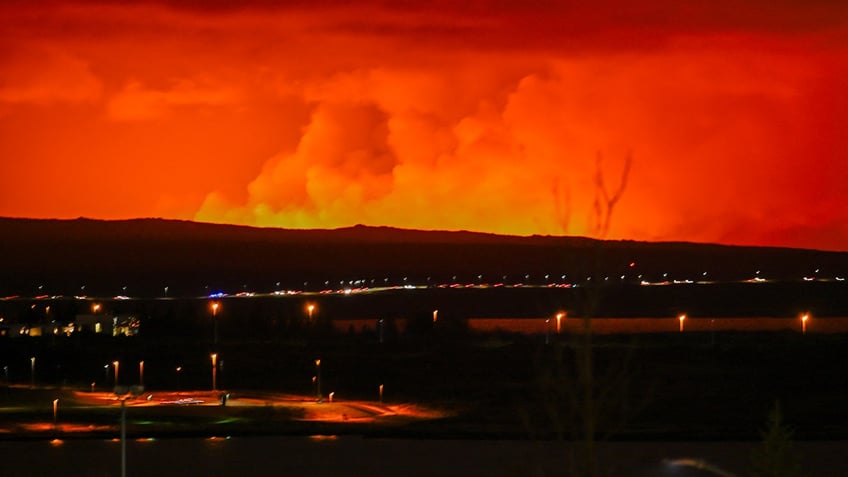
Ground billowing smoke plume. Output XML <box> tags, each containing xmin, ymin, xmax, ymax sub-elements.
<box><xmin>1</xmin><ymin>2</ymin><xmax>846</xmax><ymax>250</ymax></box>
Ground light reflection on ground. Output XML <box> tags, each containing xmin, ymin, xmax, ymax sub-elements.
<box><xmin>0</xmin><ymin>389</ymin><xmax>446</xmax><ymax>437</ymax></box>
<box><xmin>19</xmin><ymin>422</ymin><xmax>113</xmax><ymax>433</ymax></box>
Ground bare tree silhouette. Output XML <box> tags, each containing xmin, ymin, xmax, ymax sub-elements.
<box><xmin>591</xmin><ymin>151</ymin><xmax>632</xmax><ymax>239</ymax></box>
<box><xmin>532</xmin><ymin>150</ymin><xmax>637</xmax><ymax>477</ymax></box>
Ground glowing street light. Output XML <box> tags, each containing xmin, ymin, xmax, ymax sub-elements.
<box><xmin>556</xmin><ymin>312</ymin><xmax>565</xmax><ymax>334</ymax></box>
<box><xmin>379</xmin><ymin>384</ymin><xmax>384</xmax><ymax>404</ymax></box>
<box><xmin>432</xmin><ymin>310</ymin><xmax>438</xmax><ymax>323</ymax></box>
<box><xmin>210</xmin><ymin>302</ymin><xmax>220</xmax><ymax>346</ymax></box>
<box><xmin>30</xmin><ymin>356</ymin><xmax>35</xmax><ymax>387</ymax></box>
<box><xmin>138</xmin><ymin>361</ymin><xmax>144</xmax><ymax>387</ymax></box>
<box><xmin>678</xmin><ymin>314</ymin><xmax>687</xmax><ymax>332</ymax></box>
<box><xmin>307</xmin><ymin>304</ymin><xmax>315</xmax><ymax>320</ymax></box>
<box><xmin>91</xmin><ymin>303</ymin><xmax>101</xmax><ymax>314</ymax></box>
<box><xmin>53</xmin><ymin>398</ymin><xmax>59</xmax><ymax>429</ymax></box>
<box><xmin>801</xmin><ymin>313</ymin><xmax>810</xmax><ymax>335</ymax></box>
<box><xmin>113</xmin><ymin>361</ymin><xmax>120</xmax><ymax>387</ymax></box>
<box><xmin>175</xmin><ymin>366</ymin><xmax>182</xmax><ymax>389</ymax></box>
<box><xmin>315</xmin><ymin>359</ymin><xmax>322</xmax><ymax>402</ymax></box>
<box><xmin>211</xmin><ymin>353</ymin><xmax>218</xmax><ymax>391</ymax></box>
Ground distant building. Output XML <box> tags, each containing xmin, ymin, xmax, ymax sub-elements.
<box><xmin>0</xmin><ymin>314</ymin><xmax>140</xmax><ymax>338</ymax></box>
<box><xmin>113</xmin><ymin>315</ymin><xmax>140</xmax><ymax>336</ymax></box>
<box><xmin>2</xmin><ymin>324</ymin><xmax>44</xmax><ymax>337</ymax></box>
<box><xmin>75</xmin><ymin>314</ymin><xmax>140</xmax><ymax>336</ymax></box>
<box><xmin>75</xmin><ymin>314</ymin><xmax>111</xmax><ymax>334</ymax></box>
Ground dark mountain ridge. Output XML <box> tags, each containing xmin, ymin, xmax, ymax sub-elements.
<box><xmin>1</xmin><ymin>217</ymin><xmax>845</xmax><ymax>297</ymax></box>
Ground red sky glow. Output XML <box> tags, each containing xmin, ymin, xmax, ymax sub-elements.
<box><xmin>1</xmin><ymin>1</ymin><xmax>846</xmax><ymax>250</ymax></box>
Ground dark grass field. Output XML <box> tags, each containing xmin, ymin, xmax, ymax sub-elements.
<box><xmin>1</xmin><ymin>328</ymin><xmax>845</xmax><ymax>441</ymax></box>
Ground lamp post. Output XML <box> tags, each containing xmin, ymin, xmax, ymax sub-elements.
<box><xmin>801</xmin><ymin>313</ymin><xmax>809</xmax><ymax>335</ymax></box>
<box><xmin>30</xmin><ymin>357</ymin><xmax>35</xmax><ymax>387</ymax></box>
<box><xmin>113</xmin><ymin>361</ymin><xmax>120</xmax><ymax>387</ymax></box>
<box><xmin>379</xmin><ymin>384</ymin><xmax>384</xmax><ymax>404</ymax></box>
<box><xmin>432</xmin><ymin>310</ymin><xmax>438</xmax><ymax>323</ymax></box>
<box><xmin>211</xmin><ymin>302</ymin><xmax>220</xmax><ymax>347</ymax></box>
<box><xmin>176</xmin><ymin>366</ymin><xmax>182</xmax><ymax>390</ymax></box>
<box><xmin>556</xmin><ymin>312</ymin><xmax>565</xmax><ymax>334</ymax></box>
<box><xmin>315</xmin><ymin>359</ymin><xmax>322</xmax><ymax>402</ymax></box>
<box><xmin>139</xmin><ymin>361</ymin><xmax>144</xmax><ymax>387</ymax></box>
<box><xmin>211</xmin><ymin>354</ymin><xmax>218</xmax><ymax>391</ymax></box>
<box><xmin>53</xmin><ymin>398</ymin><xmax>58</xmax><ymax>430</ymax></box>
<box><xmin>120</xmin><ymin>398</ymin><xmax>127</xmax><ymax>477</ymax></box>
<box><xmin>678</xmin><ymin>314</ymin><xmax>687</xmax><ymax>333</ymax></box>
<box><xmin>307</xmin><ymin>304</ymin><xmax>315</xmax><ymax>320</ymax></box>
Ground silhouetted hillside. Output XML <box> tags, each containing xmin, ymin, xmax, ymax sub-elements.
<box><xmin>1</xmin><ymin>217</ymin><xmax>846</xmax><ymax>297</ymax></box>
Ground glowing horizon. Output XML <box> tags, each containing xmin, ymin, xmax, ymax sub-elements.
<box><xmin>1</xmin><ymin>1</ymin><xmax>846</xmax><ymax>251</ymax></box>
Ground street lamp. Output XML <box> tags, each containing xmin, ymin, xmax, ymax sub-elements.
<box><xmin>210</xmin><ymin>302</ymin><xmax>220</xmax><ymax>347</ymax></box>
<box><xmin>801</xmin><ymin>313</ymin><xmax>810</xmax><ymax>335</ymax></box>
<box><xmin>30</xmin><ymin>357</ymin><xmax>35</xmax><ymax>387</ymax></box>
<box><xmin>315</xmin><ymin>359</ymin><xmax>322</xmax><ymax>402</ymax></box>
<box><xmin>113</xmin><ymin>361</ymin><xmax>120</xmax><ymax>387</ymax></box>
<box><xmin>139</xmin><ymin>361</ymin><xmax>144</xmax><ymax>387</ymax></box>
<box><xmin>53</xmin><ymin>398</ymin><xmax>58</xmax><ymax>430</ymax></box>
<box><xmin>175</xmin><ymin>366</ymin><xmax>182</xmax><ymax>390</ymax></box>
<box><xmin>432</xmin><ymin>310</ymin><xmax>438</xmax><ymax>323</ymax></box>
<box><xmin>307</xmin><ymin>304</ymin><xmax>315</xmax><ymax>320</ymax></box>
<box><xmin>211</xmin><ymin>353</ymin><xmax>218</xmax><ymax>391</ymax></box>
<box><xmin>379</xmin><ymin>384</ymin><xmax>384</xmax><ymax>404</ymax></box>
<box><xmin>556</xmin><ymin>312</ymin><xmax>565</xmax><ymax>334</ymax></box>
<box><xmin>678</xmin><ymin>314</ymin><xmax>687</xmax><ymax>333</ymax></box>
<box><xmin>91</xmin><ymin>303</ymin><xmax>101</xmax><ymax>314</ymax></box>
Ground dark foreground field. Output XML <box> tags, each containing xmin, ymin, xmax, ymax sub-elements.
<box><xmin>2</xmin><ymin>328</ymin><xmax>845</xmax><ymax>442</ymax></box>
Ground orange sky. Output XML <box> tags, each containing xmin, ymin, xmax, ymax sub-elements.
<box><xmin>1</xmin><ymin>1</ymin><xmax>846</xmax><ymax>251</ymax></box>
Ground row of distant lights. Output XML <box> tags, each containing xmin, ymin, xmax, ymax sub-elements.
<box><xmin>7</xmin><ymin>268</ymin><xmax>845</xmax><ymax>301</ymax></box>
<box><xmin>213</xmin><ymin>269</ymin><xmax>844</xmax><ymax>298</ymax></box>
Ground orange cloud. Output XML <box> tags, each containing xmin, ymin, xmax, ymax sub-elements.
<box><xmin>0</xmin><ymin>45</ymin><xmax>102</xmax><ymax>105</ymax></box>
<box><xmin>1</xmin><ymin>1</ymin><xmax>847</xmax><ymax>251</ymax></box>
<box><xmin>107</xmin><ymin>78</ymin><xmax>242</xmax><ymax>121</ymax></box>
